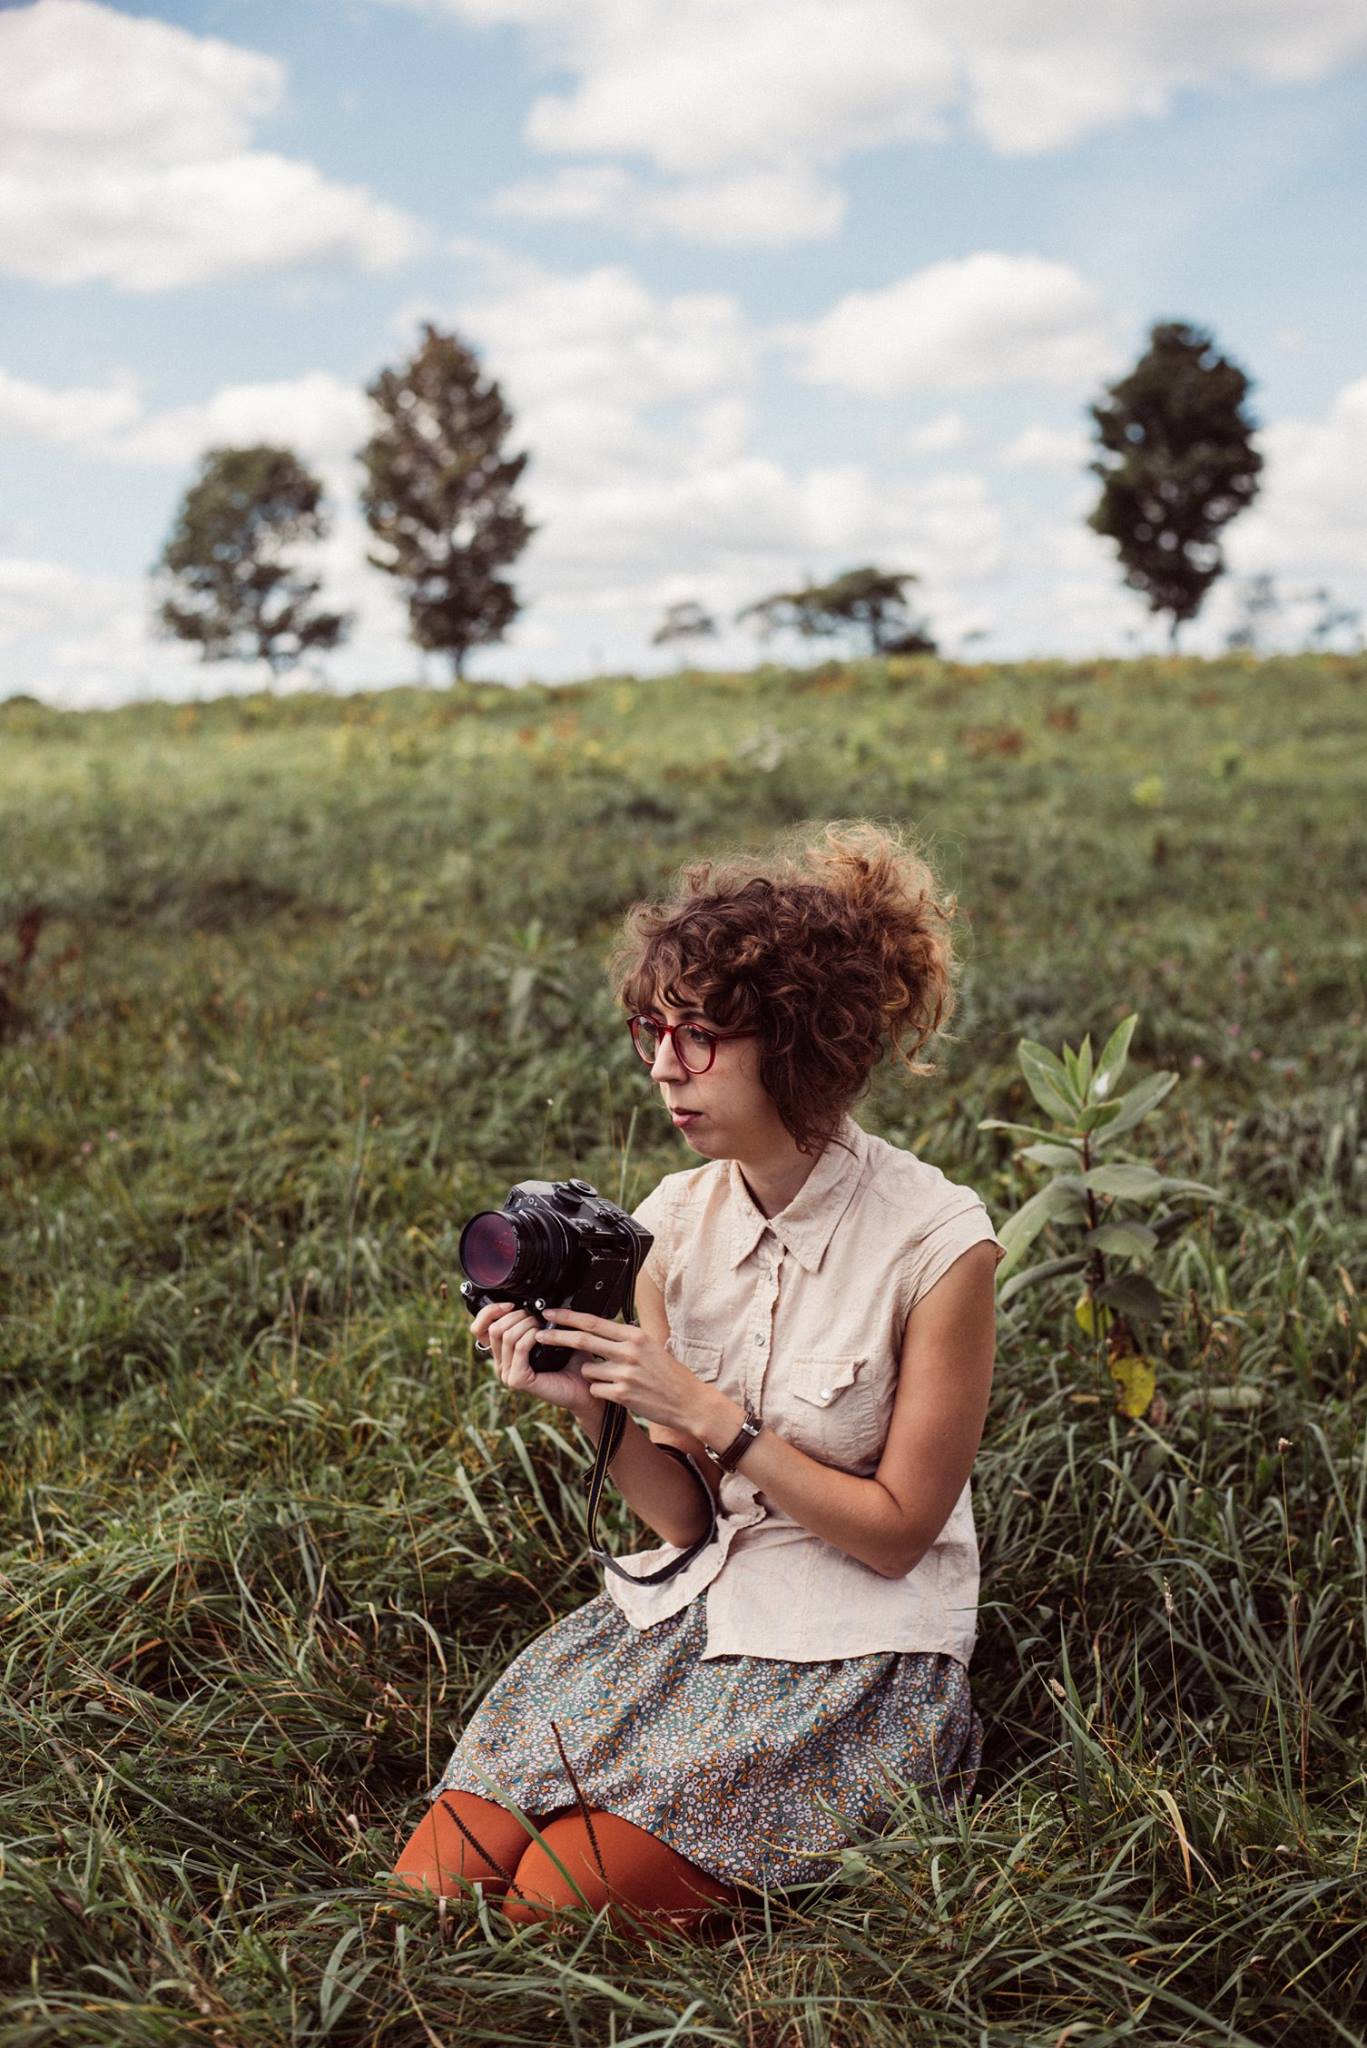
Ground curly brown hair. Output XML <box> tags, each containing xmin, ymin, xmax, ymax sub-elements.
<box><xmin>606</xmin><ymin>818</ymin><xmax>964</xmax><ymax>1158</ymax></box>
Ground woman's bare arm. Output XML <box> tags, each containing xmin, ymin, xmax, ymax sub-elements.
<box><xmin>676</xmin><ymin>1241</ymin><xmax>998</xmax><ymax>1578</ymax></box>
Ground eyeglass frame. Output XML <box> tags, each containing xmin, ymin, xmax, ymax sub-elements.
<box><xmin>628</xmin><ymin>1012</ymin><xmax>757</xmax><ymax>1076</ymax></box>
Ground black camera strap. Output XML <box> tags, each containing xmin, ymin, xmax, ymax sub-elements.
<box><xmin>584</xmin><ymin>1398</ymin><xmax>720</xmax><ymax>1584</ymax></box>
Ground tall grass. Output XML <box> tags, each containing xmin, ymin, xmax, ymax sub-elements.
<box><xmin>1</xmin><ymin>652</ymin><xmax>1363</xmax><ymax>2045</ymax></box>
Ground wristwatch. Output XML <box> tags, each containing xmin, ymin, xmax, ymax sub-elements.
<box><xmin>703</xmin><ymin>1398</ymin><xmax>763</xmax><ymax>1473</ymax></box>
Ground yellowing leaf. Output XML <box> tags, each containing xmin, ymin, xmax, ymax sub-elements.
<box><xmin>1109</xmin><ymin>1353</ymin><xmax>1158</xmax><ymax>1418</ymax></box>
<box><xmin>1074</xmin><ymin>1290</ymin><xmax>1112</xmax><ymax>1337</ymax></box>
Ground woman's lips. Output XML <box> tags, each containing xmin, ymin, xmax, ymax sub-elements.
<box><xmin>671</xmin><ymin>1108</ymin><xmax>702</xmax><ymax>1124</ymax></box>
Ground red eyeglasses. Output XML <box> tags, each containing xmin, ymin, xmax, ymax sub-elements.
<box><xmin>628</xmin><ymin>1014</ymin><xmax>755</xmax><ymax>1075</ymax></box>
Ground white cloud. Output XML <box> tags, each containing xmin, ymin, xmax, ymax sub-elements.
<box><xmin>111</xmin><ymin>373</ymin><xmax>373</xmax><ymax>473</ymax></box>
<box><xmin>388</xmin><ymin>246</ymin><xmax>1011</xmax><ymax>671</ymax></box>
<box><xmin>399</xmin><ymin>242</ymin><xmax>765</xmax><ymax>492</ymax></box>
<box><xmin>0</xmin><ymin>363</ymin><xmax>372</xmax><ymax>478</ymax></box>
<box><xmin>0</xmin><ymin>555</ymin><xmax>200</xmax><ymax>705</ymax></box>
<box><xmin>376</xmin><ymin>0</ymin><xmax>1367</xmax><ymax>243</ymax></box>
<box><xmin>779</xmin><ymin>252</ymin><xmax>1123</xmax><ymax>395</ymax></box>
<box><xmin>490</xmin><ymin>160</ymin><xmax>847</xmax><ymax>247</ymax></box>
<box><xmin>0</xmin><ymin>366</ymin><xmax>142</xmax><ymax>445</ymax></box>
<box><xmin>0</xmin><ymin>0</ymin><xmax>426</xmax><ymax>289</ymax></box>
<box><xmin>1229</xmin><ymin>376</ymin><xmax>1367</xmax><ymax>585</ymax></box>
<box><xmin>904</xmin><ymin>411</ymin><xmax>973</xmax><ymax>455</ymax></box>
<box><xmin>997</xmin><ymin>423</ymin><xmax>1092</xmax><ymax>470</ymax></box>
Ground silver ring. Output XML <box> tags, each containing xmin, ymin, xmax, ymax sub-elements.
<box><xmin>474</xmin><ymin>1339</ymin><xmax>493</xmax><ymax>1355</ymax></box>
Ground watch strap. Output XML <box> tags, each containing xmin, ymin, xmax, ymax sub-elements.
<box><xmin>705</xmin><ymin>1400</ymin><xmax>762</xmax><ymax>1473</ymax></box>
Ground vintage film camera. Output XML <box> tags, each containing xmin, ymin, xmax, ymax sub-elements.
<box><xmin>457</xmin><ymin>1176</ymin><xmax>653</xmax><ymax>1370</ymax></box>
<box><xmin>457</xmin><ymin>1174</ymin><xmax>719</xmax><ymax>1588</ymax></box>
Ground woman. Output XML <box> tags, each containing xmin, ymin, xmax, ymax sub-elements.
<box><xmin>389</xmin><ymin>819</ymin><xmax>1005</xmax><ymax>1935</ymax></box>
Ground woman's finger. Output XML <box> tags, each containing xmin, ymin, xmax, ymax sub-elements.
<box><xmin>491</xmin><ymin>1310</ymin><xmax>536</xmax><ymax>1377</ymax></box>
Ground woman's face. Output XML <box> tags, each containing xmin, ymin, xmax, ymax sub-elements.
<box><xmin>642</xmin><ymin>990</ymin><xmax>779</xmax><ymax>1159</ymax></box>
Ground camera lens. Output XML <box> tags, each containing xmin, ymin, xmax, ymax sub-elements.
<box><xmin>460</xmin><ymin>1211</ymin><xmax>522</xmax><ymax>1288</ymax></box>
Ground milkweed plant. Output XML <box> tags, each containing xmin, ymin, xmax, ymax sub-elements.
<box><xmin>979</xmin><ymin>1012</ymin><xmax>1223</xmax><ymax>1419</ymax></box>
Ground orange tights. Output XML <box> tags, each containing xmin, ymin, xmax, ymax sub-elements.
<box><xmin>390</xmin><ymin>1788</ymin><xmax>745</xmax><ymax>1934</ymax></box>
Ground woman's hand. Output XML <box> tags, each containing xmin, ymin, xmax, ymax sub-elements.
<box><xmin>533</xmin><ymin>1308</ymin><xmax>709</xmax><ymax>1434</ymax></box>
<box><xmin>470</xmin><ymin>1300</ymin><xmax>593</xmax><ymax>1414</ymax></box>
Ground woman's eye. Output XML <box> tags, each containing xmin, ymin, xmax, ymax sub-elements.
<box><xmin>682</xmin><ymin>1027</ymin><xmax>712</xmax><ymax>1052</ymax></box>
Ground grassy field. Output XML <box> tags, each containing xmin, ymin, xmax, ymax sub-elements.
<box><xmin>1</xmin><ymin>651</ymin><xmax>1364</xmax><ymax>2046</ymax></box>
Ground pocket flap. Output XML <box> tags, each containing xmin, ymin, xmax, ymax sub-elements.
<box><xmin>670</xmin><ymin>1332</ymin><xmax>723</xmax><ymax>1381</ymax></box>
<box><xmin>790</xmin><ymin>1353</ymin><xmax>865</xmax><ymax>1406</ymax></box>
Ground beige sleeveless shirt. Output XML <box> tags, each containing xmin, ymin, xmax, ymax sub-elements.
<box><xmin>604</xmin><ymin>1112</ymin><xmax>1006</xmax><ymax>1667</ymax></box>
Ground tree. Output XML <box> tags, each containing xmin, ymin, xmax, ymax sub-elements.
<box><xmin>1303</xmin><ymin>585</ymin><xmax>1363</xmax><ymax>652</ymax></box>
<box><xmin>652</xmin><ymin>600</ymin><xmax>717</xmax><ymax>648</ymax></box>
<box><xmin>358</xmin><ymin>323</ymin><xmax>535</xmax><ymax>682</ymax></box>
<box><xmin>151</xmin><ymin>445</ymin><xmax>351</xmax><ymax>677</ymax></box>
<box><xmin>1088</xmin><ymin>320</ymin><xmax>1262</xmax><ymax>647</ymax></box>
<box><xmin>736</xmin><ymin>565</ymin><xmax>937</xmax><ymax>658</ymax></box>
<box><xmin>1225</xmin><ymin>571</ymin><xmax>1281</xmax><ymax>653</ymax></box>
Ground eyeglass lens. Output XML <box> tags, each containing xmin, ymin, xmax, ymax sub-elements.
<box><xmin>632</xmin><ymin>1018</ymin><xmax>715</xmax><ymax>1071</ymax></box>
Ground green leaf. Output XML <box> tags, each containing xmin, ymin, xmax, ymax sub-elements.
<box><xmin>1078</xmin><ymin>1098</ymin><xmax>1127</xmax><ymax>1133</ymax></box>
<box><xmin>1094</xmin><ymin>1270</ymin><xmax>1168</xmax><ymax>1323</ymax></box>
<box><xmin>977</xmin><ymin>1116</ymin><xmax>1075</xmax><ymax>1145</ymax></box>
<box><xmin>1076</xmin><ymin>1032</ymin><xmax>1094</xmax><ymax>1100</ymax></box>
<box><xmin>1081</xmin><ymin>1162</ymin><xmax>1165</xmax><ymax>1199</ymax></box>
<box><xmin>996</xmin><ymin>1178</ymin><xmax>1088</xmax><ymax>1281</ymax></box>
<box><xmin>1179</xmin><ymin>1384</ymin><xmax>1266</xmax><ymax>1413</ymax></box>
<box><xmin>1092</xmin><ymin>1013</ymin><xmax>1139</xmax><ymax>1102</ymax></box>
<box><xmin>1085</xmin><ymin>1220</ymin><xmax>1159</xmax><ymax>1258</ymax></box>
<box><xmin>1017</xmin><ymin>1039</ymin><xmax>1083</xmax><ymax>1125</ymax></box>
<box><xmin>1018</xmin><ymin>1141</ymin><xmax>1087</xmax><ymax>1170</ymax></box>
<box><xmin>997</xmin><ymin>1251</ymin><xmax>1090</xmax><ymax>1307</ymax></box>
<box><xmin>1087</xmin><ymin>1069</ymin><xmax>1179</xmax><ymax>1144</ymax></box>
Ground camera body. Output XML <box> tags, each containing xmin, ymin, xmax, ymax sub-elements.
<box><xmin>457</xmin><ymin>1176</ymin><xmax>653</xmax><ymax>1372</ymax></box>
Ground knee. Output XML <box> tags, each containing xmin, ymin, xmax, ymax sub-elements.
<box><xmin>501</xmin><ymin>1811</ymin><xmax>740</xmax><ymax>1935</ymax></box>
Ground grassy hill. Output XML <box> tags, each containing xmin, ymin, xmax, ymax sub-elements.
<box><xmin>1</xmin><ymin>652</ymin><xmax>1364</xmax><ymax>2044</ymax></box>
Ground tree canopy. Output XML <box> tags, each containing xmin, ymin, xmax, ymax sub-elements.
<box><xmin>150</xmin><ymin>445</ymin><xmax>350</xmax><ymax>677</ymax></box>
<box><xmin>736</xmin><ymin>566</ymin><xmax>937</xmax><ymax>658</ymax></box>
<box><xmin>652</xmin><ymin>600</ymin><xmax>718</xmax><ymax>648</ymax></box>
<box><xmin>1089</xmin><ymin>321</ymin><xmax>1262</xmax><ymax>646</ymax></box>
<box><xmin>358</xmin><ymin>323</ymin><xmax>535</xmax><ymax>682</ymax></box>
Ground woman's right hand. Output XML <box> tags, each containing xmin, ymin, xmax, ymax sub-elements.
<box><xmin>470</xmin><ymin>1300</ymin><xmax>593</xmax><ymax>1414</ymax></box>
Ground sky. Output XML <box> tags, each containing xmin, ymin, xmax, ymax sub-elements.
<box><xmin>2</xmin><ymin>0</ymin><xmax>1366</xmax><ymax>708</ymax></box>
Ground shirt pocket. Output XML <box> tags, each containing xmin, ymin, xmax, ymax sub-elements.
<box><xmin>670</xmin><ymin>1331</ymin><xmax>724</xmax><ymax>1384</ymax></box>
<box><xmin>784</xmin><ymin>1351</ymin><xmax>885</xmax><ymax>1464</ymax></box>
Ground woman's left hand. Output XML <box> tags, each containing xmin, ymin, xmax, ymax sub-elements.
<box><xmin>534</xmin><ymin>1309</ymin><xmax>707</xmax><ymax>1433</ymax></box>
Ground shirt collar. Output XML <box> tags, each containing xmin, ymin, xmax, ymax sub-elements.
<box><xmin>726</xmin><ymin>1112</ymin><xmax>868</xmax><ymax>1273</ymax></box>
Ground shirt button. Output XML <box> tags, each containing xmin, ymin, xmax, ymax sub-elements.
<box><xmin>819</xmin><ymin>1388</ymin><xmax>832</xmax><ymax>1402</ymax></box>
<box><xmin>753</xmin><ymin>1332</ymin><xmax>764</xmax><ymax>1347</ymax></box>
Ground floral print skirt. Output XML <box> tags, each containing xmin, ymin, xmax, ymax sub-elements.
<box><xmin>427</xmin><ymin>1589</ymin><xmax>984</xmax><ymax>1894</ymax></box>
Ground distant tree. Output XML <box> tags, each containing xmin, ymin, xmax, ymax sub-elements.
<box><xmin>736</xmin><ymin>565</ymin><xmax>937</xmax><ymax>658</ymax></box>
<box><xmin>358</xmin><ymin>323</ymin><xmax>535</xmax><ymax>683</ymax></box>
<box><xmin>1225</xmin><ymin>571</ymin><xmax>1282</xmax><ymax>653</ymax></box>
<box><xmin>652</xmin><ymin>600</ymin><xmax>718</xmax><ymax>648</ymax></box>
<box><xmin>151</xmin><ymin>445</ymin><xmax>351</xmax><ymax>677</ymax></box>
<box><xmin>1089</xmin><ymin>320</ymin><xmax>1262</xmax><ymax>648</ymax></box>
<box><xmin>1303</xmin><ymin>585</ymin><xmax>1363</xmax><ymax>651</ymax></box>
